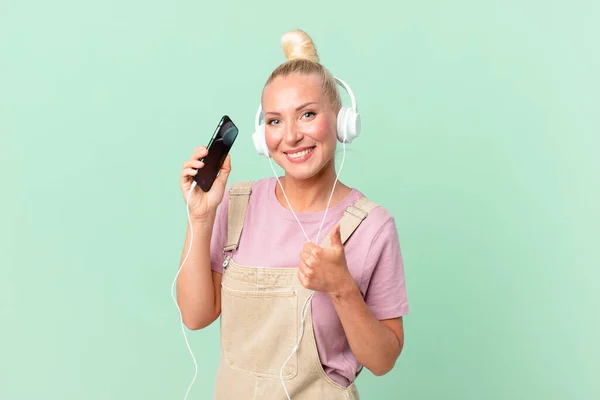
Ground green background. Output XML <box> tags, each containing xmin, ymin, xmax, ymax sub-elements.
<box><xmin>1</xmin><ymin>0</ymin><xmax>598</xmax><ymax>399</ymax></box>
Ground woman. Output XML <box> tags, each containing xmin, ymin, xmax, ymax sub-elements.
<box><xmin>177</xmin><ymin>29</ymin><xmax>409</xmax><ymax>400</ymax></box>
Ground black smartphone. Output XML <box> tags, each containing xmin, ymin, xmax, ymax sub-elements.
<box><xmin>194</xmin><ymin>115</ymin><xmax>239</xmax><ymax>192</ymax></box>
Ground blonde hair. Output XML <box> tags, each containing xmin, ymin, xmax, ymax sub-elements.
<box><xmin>264</xmin><ymin>30</ymin><xmax>342</xmax><ymax>112</ymax></box>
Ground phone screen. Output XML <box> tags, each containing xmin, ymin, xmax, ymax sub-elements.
<box><xmin>194</xmin><ymin>115</ymin><xmax>239</xmax><ymax>192</ymax></box>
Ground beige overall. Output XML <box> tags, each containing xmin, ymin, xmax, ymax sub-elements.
<box><xmin>214</xmin><ymin>181</ymin><xmax>379</xmax><ymax>400</ymax></box>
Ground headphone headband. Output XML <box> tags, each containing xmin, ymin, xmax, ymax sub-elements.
<box><xmin>255</xmin><ymin>76</ymin><xmax>357</xmax><ymax>128</ymax></box>
<box><xmin>333</xmin><ymin>76</ymin><xmax>358</xmax><ymax>113</ymax></box>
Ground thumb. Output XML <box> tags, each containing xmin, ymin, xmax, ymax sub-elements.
<box><xmin>330</xmin><ymin>224</ymin><xmax>343</xmax><ymax>249</ymax></box>
<box><xmin>215</xmin><ymin>154</ymin><xmax>232</xmax><ymax>184</ymax></box>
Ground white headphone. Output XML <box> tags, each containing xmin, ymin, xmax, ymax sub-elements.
<box><xmin>251</xmin><ymin>76</ymin><xmax>361</xmax><ymax>156</ymax></box>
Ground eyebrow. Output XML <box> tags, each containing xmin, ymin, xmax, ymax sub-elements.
<box><xmin>263</xmin><ymin>102</ymin><xmax>318</xmax><ymax>116</ymax></box>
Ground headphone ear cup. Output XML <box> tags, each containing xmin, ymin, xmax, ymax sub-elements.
<box><xmin>337</xmin><ymin>107</ymin><xmax>361</xmax><ymax>143</ymax></box>
<box><xmin>252</xmin><ymin>124</ymin><xmax>269</xmax><ymax>156</ymax></box>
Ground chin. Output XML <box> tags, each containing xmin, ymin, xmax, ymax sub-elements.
<box><xmin>283</xmin><ymin>168</ymin><xmax>321</xmax><ymax>181</ymax></box>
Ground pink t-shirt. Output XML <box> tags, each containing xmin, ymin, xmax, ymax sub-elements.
<box><xmin>210</xmin><ymin>177</ymin><xmax>409</xmax><ymax>386</ymax></box>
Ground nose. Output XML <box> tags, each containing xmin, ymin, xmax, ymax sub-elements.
<box><xmin>283</xmin><ymin>119</ymin><xmax>302</xmax><ymax>144</ymax></box>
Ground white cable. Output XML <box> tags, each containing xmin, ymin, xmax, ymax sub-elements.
<box><xmin>267</xmin><ymin>139</ymin><xmax>347</xmax><ymax>245</ymax></box>
<box><xmin>173</xmin><ymin>139</ymin><xmax>348</xmax><ymax>400</ymax></box>
<box><xmin>316</xmin><ymin>139</ymin><xmax>347</xmax><ymax>245</ymax></box>
<box><xmin>268</xmin><ymin>139</ymin><xmax>347</xmax><ymax>400</ymax></box>
<box><xmin>171</xmin><ymin>179</ymin><xmax>199</xmax><ymax>400</ymax></box>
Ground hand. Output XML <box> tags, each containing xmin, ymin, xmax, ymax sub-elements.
<box><xmin>298</xmin><ymin>224</ymin><xmax>355</xmax><ymax>297</ymax></box>
<box><xmin>180</xmin><ymin>146</ymin><xmax>232</xmax><ymax>220</ymax></box>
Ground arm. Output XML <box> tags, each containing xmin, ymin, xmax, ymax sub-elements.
<box><xmin>298</xmin><ymin>218</ymin><xmax>408</xmax><ymax>376</ymax></box>
<box><xmin>329</xmin><ymin>280</ymin><xmax>404</xmax><ymax>376</ymax></box>
<box><xmin>176</xmin><ymin>212</ymin><xmax>222</xmax><ymax>330</ymax></box>
<box><xmin>176</xmin><ymin>148</ymin><xmax>232</xmax><ymax>330</ymax></box>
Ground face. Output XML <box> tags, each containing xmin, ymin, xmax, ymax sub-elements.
<box><xmin>261</xmin><ymin>73</ymin><xmax>338</xmax><ymax>181</ymax></box>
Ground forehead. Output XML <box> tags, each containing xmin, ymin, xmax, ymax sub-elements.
<box><xmin>262</xmin><ymin>73</ymin><xmax>324</xmax><ymax>109</ymax></box>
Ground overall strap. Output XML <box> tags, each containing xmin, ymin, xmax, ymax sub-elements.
<box><xmin>320</xmin><ymin>196</ymin><xmax>380</xmax><ymax>248</ymax></box>
<box><xmin>223</xmin><ymin>181</ymin><xmax>253</xmax><ymax>253</ymax></box>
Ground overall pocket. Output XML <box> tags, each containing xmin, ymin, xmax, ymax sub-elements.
<box><xmin>220</xmin><ymin>284</ymin><xmax>299</xmax><ymax>379</ymax></box>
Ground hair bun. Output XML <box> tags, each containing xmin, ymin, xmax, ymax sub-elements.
<box><xmin>281</xmin><ymin>29</ymin><xmax>319</xmax><ymax>63</ymax></box>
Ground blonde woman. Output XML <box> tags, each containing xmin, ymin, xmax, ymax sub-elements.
<box><xmin>178</xmin><ymin>29</ymin><xmax>409</xmax><ymax>399</ymax></box>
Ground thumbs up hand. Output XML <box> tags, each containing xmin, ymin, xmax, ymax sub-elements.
<box><xmin>298</xmin><ymin>224</ymin><xmax>354</xmax><ymax>297</ymax></box>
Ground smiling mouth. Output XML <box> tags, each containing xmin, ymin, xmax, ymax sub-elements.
<box><xmin>285</xmin><ymin>146</ymin><xmax>315</xmax><ymax>159</ymax></box>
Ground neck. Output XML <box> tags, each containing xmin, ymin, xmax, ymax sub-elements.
<box><xmin>275</xmin><ymin>161</ymin><xmax>351</xmax><ymax>213</ymax></box>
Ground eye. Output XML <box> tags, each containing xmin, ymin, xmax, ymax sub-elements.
<box><xmin>302</xmin><ymin>111</ymin><xmax>316</xmax><ymax>119</ymax></box>
<box><xmin>267</xmin><ymin>119</ymin><xmax>280</xmax><ymax>125</ymax></box>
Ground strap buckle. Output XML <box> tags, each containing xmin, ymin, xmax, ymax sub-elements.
<box><xmin>223</xmin><ymin>244</ymin><xmax>238</xmax><ymax>253</ymax></box>
<box><xmin>229</xmin><ymin>188</ymin><xmax>251</xmax><ymax>196</ymax></box>
<box><xmin>345</xmin><ymin>205</ymin><xmax>368</xmax><ymax>220</ymax></box>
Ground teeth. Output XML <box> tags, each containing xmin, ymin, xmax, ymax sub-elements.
<box><xmin>288</xmin><ymin>148</ymin><xmax>313</xmax><ymax>159</ymax></box>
